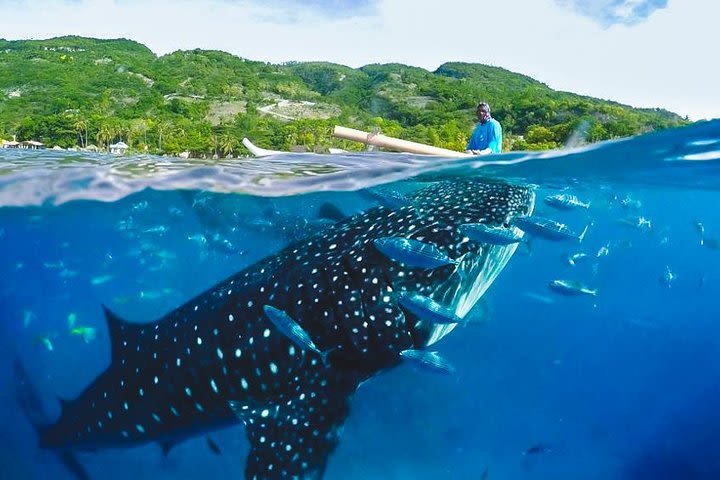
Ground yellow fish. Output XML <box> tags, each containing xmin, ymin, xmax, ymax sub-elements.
<box><xmin>70</xmin><ymin>326</ymin><xmax>97</xmax><ymax>343</ymax></box>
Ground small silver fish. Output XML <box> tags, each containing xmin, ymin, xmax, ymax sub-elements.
<box><xmin>263</xmin><ymin>305</ymin><xmax>329</xmax><ymax>364</ymax></box>
<box><xmin>694</xmin><ymin>221</ymin><xmax>705</xmax><ymax>246</ymax></box>
<box><xmin>58</xmin><ymin>268</ymin><xmax>78</xmax><ymax>278</ymax></box>
<box><xmin>22</xmin><ymin>309</ymin><xmax>36</xmax><ymax>328</ymax></box>
<box><xmin>43</xmin><ymin>261</ymin><xmax>65</xmax><ymax>269</ymax></box>
<box><xmin>207</xmin><ymin>233</ymin><xmax>239</xmax><ymax>254</ymax></box>
<box><xmin>398</xmin><ymin>292</ymin><xmax>461</xmax><ymax>325</ymax></box>
<box><xmin>566</xmin><ymin>252</ymin><xmax>590</xmax><ymax>266</ymax></box>
<box><xmin>400</xmin><ymin>349</ymin><xmax>455</xmax><ymax>374</ymax></box>
<box><xmin>618</xmin><ymin>216</ymin><xmax>652</xmax><ymax>231</ymax></box>
<box><xmin>544</xmin><ymin>193</ymin><xmax>590</xmax><ymax>210</ymax></box>
<box><xmin>659</xmin><ymin>266</ymin><xmax>676</xmax><ymax>288</ymax></box>
<box><xmin>131</xmin><ymin>200</ymin><xmax>148</xmax><ymax>211</ymax></box>
<box><xmin>34</xmin><ymin>334</ymin><xmax>54</xmax><ymax>351</ymax></box>
<box><xmin>620</xmin><ymin>196</ymin><xmax>643</xmax><ymax>209</ymax></box>
<box><xmin>459</xmin><ymin>223</ymin><xmax>523</xmax><ymax>245</ymax></box>
<box><xmin>548</xmin><ymin>279</ymin><xmax>597</xmax><ymax>297</ymax></box>
<box><xmin>187</xmin><ymin>233</ymin><xmax>208</xmax><ymax>245</ymax></box>
<box><xmin>91</xmin><ymin>274</ymin><xmax>114</xmax><ymax>285</ymax></box>
<box><xmin>138</xmin><ymin>288</ymin><xmax>176</xmax><ymax>300</ymax></box>
<box><xmin>374</xmin><ymin>237</ymin><xmax>456</xmax><ymax>269</ymax></box>
<box><xmin>513</xmin><ymin>215</ymin><xmax>589</xmax><ymax>242</ymax></box>
<box><xmin>143</xmin><ymin>225</ymin><xmax>169</xmax><ymax>234</ymax></box>
<box><xmin>116</xmin><ymin>218</ymin><xmax>135</xmax><ymax>231</ymax></box>
<box><xmin>168</xmin><ymin>206</ymin><xmax>184</xmax><ymax>218</ymax></box>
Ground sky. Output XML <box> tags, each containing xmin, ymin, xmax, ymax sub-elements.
<box><xmin>1</xmin><ymin>0</ymin><xmax>717</xmax><ymax>120</ymax></box>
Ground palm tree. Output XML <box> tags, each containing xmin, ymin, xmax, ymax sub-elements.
<box><xmin>210</xmin><ymin>133</ymin><xmax>219</xmax><ymax>158</ymax></box>
<box><xmin>96</xmin><ymin>123</ymin><xmax>112</xmax><ymax>150</ymax></box>
<box><xmin>155</xmin><ymin>121</ymin><xmax>170</xmax><ymax>152</ymax></box>
<box><xmin>73</xmin><ymin>118</ymin><xmax>88</xmax><ymax>148</ymax></box>
<box><xmin>220</xmin><ymin>133</ymin><xmax>239</xmax><ymax>157</ymax></box>
<box><xmin>128</xmin><ymin>120</ymin><xmax>148</xmax><ymax>149</ymax></box>
<box><xmin>110</xmin><ymin>121</ymin><xmax>127</xmax><ymax>146</ymax></box>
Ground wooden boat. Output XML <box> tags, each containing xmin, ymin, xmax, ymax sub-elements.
<box><xmin>242</xmin><ymin>126</ymin><xmax>471</xmax><ymax>158</ymax></box>
<box><xmin>332</xmin><ymin>126</ymin><xmax>470</xmax><ymax>158</ymax></box>
<box><xmin>242</xmin><ymin>137</ymin><xmax>348</xmax><ymax>157</ymax></box>
<box><xmin>241</xmin><ymin>138</ymin><xmax>285</xmax><ymax>157</ymax></box>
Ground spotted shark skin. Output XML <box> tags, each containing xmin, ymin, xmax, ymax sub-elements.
<box><xmin>37</xmin><ymin>179</ymin><xmax>535</xmax><ymax>479</ymax></box>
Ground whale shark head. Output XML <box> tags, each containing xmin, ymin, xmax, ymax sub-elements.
<box><xmin>378</xmin><ymin>179</ymin><xmax>536</xmax><ymax>347</ymax></box>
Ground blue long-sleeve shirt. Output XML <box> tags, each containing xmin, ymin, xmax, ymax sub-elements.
<box><xmin>466</xmin><ymin>118</ymin><xmax>502</xmax><ymax>153</ymax></box>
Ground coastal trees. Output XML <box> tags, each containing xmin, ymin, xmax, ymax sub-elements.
<box><xmin>519</xmin><ymin>125</ymin><xmax>559</xmax><ymax>150</ymax></box>
<box><xmin>15</xmin><ymin>114</ymin><xmax>76</xmax><ymax>147</ymax></box>
<box><xmin>0</xmin><ymin>37</ymin><xmax>688</xmax><ymax>156</ymax></box>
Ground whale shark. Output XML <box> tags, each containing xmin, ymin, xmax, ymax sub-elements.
<box><xmin>23</xmin><ymin>178</ymin><xmax>535</xmax><ymax>479</ymax></box>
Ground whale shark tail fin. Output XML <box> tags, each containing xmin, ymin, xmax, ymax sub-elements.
<box><xmin>14</xmin><ymin>359</ymin><xmax>90</xmax><ymax>480</ymax></box>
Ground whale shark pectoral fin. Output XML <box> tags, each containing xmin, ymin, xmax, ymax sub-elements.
<box><xmin>232</xmin><ymin>376</ymin><xmax>356</xmax><ymax>479</ymax></box>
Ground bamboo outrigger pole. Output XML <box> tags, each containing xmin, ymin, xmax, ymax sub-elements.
<box><xmin>332</xmin><ymin>126</ymin><xmax>471</xmax><ymax>158</ymax></box>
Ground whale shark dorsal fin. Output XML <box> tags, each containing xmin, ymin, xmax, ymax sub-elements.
<box><xmin>317</xmin><ymin>201</ymin><xmax>348</xmax><ymax>222</ymax></box>
<box><xmin>101</xmin><ymin>305</ymin><xmax>138</xmax><ymax>363</ymax></box>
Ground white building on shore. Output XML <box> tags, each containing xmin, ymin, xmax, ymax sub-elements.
<box><xmin>109</xmin><ymin>141</ymin><xmax>129</xmax><ymax>155</ymax></box>
<box><xmin>0</xmin><ymin>139</ymin><xmax>20</xmax><ymax>148</ymax></box>
<box><xmin>1</xmin><ymin>135</ymin><xmax>44</xmax><ymax>149</ymax></box>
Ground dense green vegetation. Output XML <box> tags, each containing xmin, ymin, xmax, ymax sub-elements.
<box><xmin>0</xmin><ymin>36</ymin><xmax>688</xmax><ymax>156</ymax></box>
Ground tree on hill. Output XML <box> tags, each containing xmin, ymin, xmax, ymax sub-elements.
<box><xmin>0</xmin><ymin>36</ymin><xmax>689</xmax><ymax>156</ymax></box>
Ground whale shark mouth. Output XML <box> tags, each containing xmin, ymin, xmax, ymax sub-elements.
<box><xmin>424</xmin><ymin>189</ymin><xmax>536</xmax><ymax>346</ymax></box>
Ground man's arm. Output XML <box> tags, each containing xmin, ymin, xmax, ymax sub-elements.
<box><xmin>465</xmin><ymin>124</ymin><xmax>480</xmax><ymax>153</ymax></box>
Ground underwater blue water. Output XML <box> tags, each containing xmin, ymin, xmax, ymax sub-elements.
<box><xmin>1</xmin><ymin>120</ymin><xmax>720</xmax><ymax>479</ymax></box>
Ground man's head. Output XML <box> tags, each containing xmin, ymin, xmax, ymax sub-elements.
<box><xmin>476</xmin><ymin>102</ymin><xmax>491</xmax><ymax>124</ymax></box>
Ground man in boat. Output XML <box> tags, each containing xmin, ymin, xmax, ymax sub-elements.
<box><xmin>465</xmin><ymin>101</ymin><xmax>502</xmax><ymax>155</ymax></box>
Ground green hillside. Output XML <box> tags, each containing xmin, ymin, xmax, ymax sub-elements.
<box><xmin>0</xmin><ymin>36</ymin><xmax>688</xmax><ymax>156</ymax></box>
